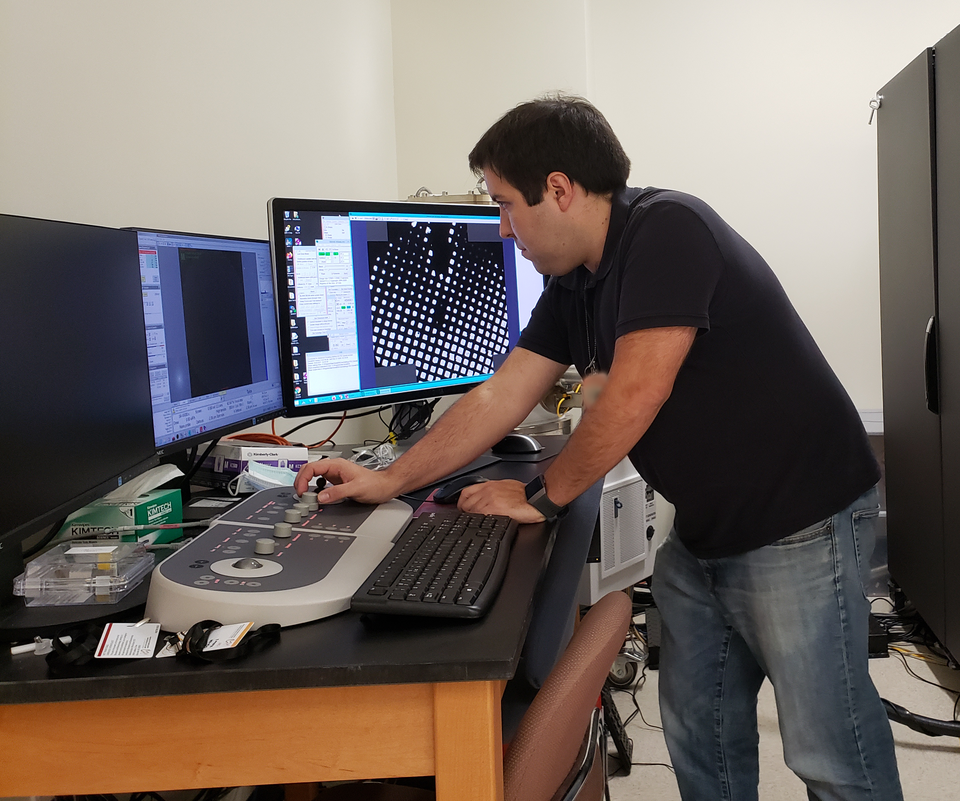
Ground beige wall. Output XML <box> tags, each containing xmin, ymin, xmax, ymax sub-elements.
<box><xmin>0</xmin><ymin>0</ymin><xmax>400</xmax><ymax>444</ymax></box>
<box><xmin>390</xmin><ymin>1</ymin><xmax>960</xmax><ymax>411</ymax></box>
<box><xmin>0</xmin><ymin>0</ymin><xmax>399</xmax><ymax>237</ymax></box>
<box><xmin>4</xmin><ymin>1</ymin><xmax>960</xmax><ymax>432</ymax></box>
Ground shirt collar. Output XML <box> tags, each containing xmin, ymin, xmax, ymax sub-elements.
<box><xmin>557</xmin><ymin>186</ymin><xmax>646</xmax><ymax>290</ymax></box>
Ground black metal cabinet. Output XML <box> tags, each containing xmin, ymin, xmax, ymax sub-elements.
<box><xmin>878</xmin><ymin>26</ymin><xmax>960</xmax><ymax>662</ymax></box>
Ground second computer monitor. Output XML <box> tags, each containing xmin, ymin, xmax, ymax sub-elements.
<box><xmin>132</xmin><ymin>229</ymin><xmax>285</xmax><ymax>453</ymax></box>
<box><xmin>268</xmin><ymin>197</ymin><xmax>544</xmax><ymax>416</ymax></box>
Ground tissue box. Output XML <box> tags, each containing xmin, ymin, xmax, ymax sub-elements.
<box><xmin>56</xmin><ymin>488</ymin><xmax>183</xmax><ymax>545</ymax></box>
<box><xmin>194</xmin><ymin>441</ymin><xmax>309</xmax><ymax>489</ymax></box>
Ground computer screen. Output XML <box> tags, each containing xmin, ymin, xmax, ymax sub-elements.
<box><xmin>268</xmin><ymin>197</ymin><xmax>544</xmax><ymax>416</ymax></box>
<box><xmin>0</xmin><ymin>214</ymin><xmax>158</xmax><ymax>589</ymax></box>
<box><xmin>132</xmin><ymin>229</ymin><xmax>285</xmax><ymax>454</ymax></box>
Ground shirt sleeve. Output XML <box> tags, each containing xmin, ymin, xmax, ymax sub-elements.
<box><xmin>515</xmin><ymin>277</ymin><xmax>573</xmax><ymax>366</ymax></box>
<box><xmin>616</xmin><ymin>200</ymin><xmax>724</xmax><ymax>338</ymax></box>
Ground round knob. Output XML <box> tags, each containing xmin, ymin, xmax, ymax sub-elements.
<box><xmin>255</xmin><ymin>538</ymin><xmax>276</xmax><ymax>555</ymax></box>
<box><xmin>293</xmin><ymin>502</ymin><xmax>310</xmax><ymax>516</ymax></box>
<box><xmin>283</xmin><ymin>508</ymin><xmax>301</xmax><ymax>523</ymax></box>
<box><xmin>302</xmin><ymin>492</ymin><xmax>319</xmax><ymax>511</ymax></box>
<box><xmin>274</xmin><ymin>522</ymin><xmax>293</xmax><ymax>538</ymax></box>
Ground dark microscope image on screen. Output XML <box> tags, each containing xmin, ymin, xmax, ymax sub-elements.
<box><xmin>366</xmin><ymin>220</ymin><xmax>509</xmax><ymax>384</ymax></box>
<box><xmin>178</xmin><ymin>248</ymin><xmax>253</xmax><ymax>397</ymax></box>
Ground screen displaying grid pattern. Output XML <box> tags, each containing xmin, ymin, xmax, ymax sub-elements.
<box><xmin>368</xmin><ymin>220</ymin><xmax>509</xmax><ymax>383</ymax></box>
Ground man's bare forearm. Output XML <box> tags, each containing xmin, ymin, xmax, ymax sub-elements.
<box><xmin>383</xmin><ymin>348</ymin><xmax>568</xmax><ymax>494</ymax></box>
<box><xmin>542</xmin><ymin>326</ymin><xmax>696</xmax><ymax>506</ymax></box>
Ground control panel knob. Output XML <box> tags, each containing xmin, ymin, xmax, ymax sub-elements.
<box><xmin>254</xmin><ymin>538</ymin><xmax>276</xmax><ymax>555</ymax></box>
<box><xmin>293</xmin><ymin>502</ymin><xmax>310</xmax><ymax>516</ymax></box>
<box><xmin>283</xmin><ymin>508</ymin><xmax>301</xmax><ymax>523</ymax></box>
<box><xmin>302</xmin><ymin>492</ymin><xmax>319</xmax><ymax>511</ymax></box>
<box><xmin>274</xmin><ymin>522</ymin><xmax>293</xmax><ymax>538</ymax></box>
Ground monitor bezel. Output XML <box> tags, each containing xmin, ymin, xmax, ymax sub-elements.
<box><xmin>267</xmin><ymin>197</ymin><xmax>510</xmax><ymax>418</ymax></box>
<box><xmin>1</xmin><ymin>213</ymin><xmax>161</xmax><ymax>587</ymax></box>
<box><xmin>126</xmin><ymin>227</ymin><xmax>287</xmax><ymax>457</ymax></box>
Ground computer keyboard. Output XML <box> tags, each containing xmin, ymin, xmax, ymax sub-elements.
<box><xmin>351</xmin><ymin>510</ymin><xmax>519</xmax><ymax>619</ymax></box>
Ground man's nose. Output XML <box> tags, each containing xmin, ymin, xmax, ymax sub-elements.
<box><xmin>499</xmin><ymin>210</ymin><xmax>513</xmax><ymax>239</ymax></box>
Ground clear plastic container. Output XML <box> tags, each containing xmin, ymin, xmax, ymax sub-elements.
<box><xmin>13</xmin><ymin>541</ymin><xmax>155</xmax><ymax>606</ymax></box>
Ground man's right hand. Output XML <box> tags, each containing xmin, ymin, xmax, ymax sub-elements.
<box><xmin>294</xmin><ymin>458</ymin><xmax>401</xmax><ymax>505</ymax></box>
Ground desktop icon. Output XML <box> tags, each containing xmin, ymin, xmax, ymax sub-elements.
<box><xmin>292</xmin><ymin>346</ymin><xmax>299</xmax><ymax>354</ymax></box>
<box><xmin>284</xmin><ymin>211</ymin><xmax>291</xmax><ymax>219</ymax></box>
<box><xmin>294</xmin><ymin>225</ymin><xmax>301</xmax><ymax>234</ymax></box>
<box><xmin>285</xmin><ymin>237</ymin><xmax>293</xmax><ymax>247</ymax></box>
<box><xmin>284</xmin><ymin>224</ymin><xmax>291</xmax><ymax>233</ymax></box>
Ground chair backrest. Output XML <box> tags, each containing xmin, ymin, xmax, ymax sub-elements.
<box><xmin>503</xmin><ymin>589</ymin><xmax>632</xmax><ymax>801</ymax></box>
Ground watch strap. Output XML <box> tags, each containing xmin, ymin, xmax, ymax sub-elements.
<box><xmin>524</xmin><ymin>474</ymin><xmax>566</xmax><ymax>520</ymax></box>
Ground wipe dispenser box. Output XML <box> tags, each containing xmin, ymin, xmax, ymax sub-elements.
<box><xmin>13</xmin><ymin>542</ymin><xmax>155</xmax><ymax>606</ymax></box>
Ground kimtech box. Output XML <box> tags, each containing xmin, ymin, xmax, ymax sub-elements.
<box><xmin>55</xmin><ymin>488</ymin><xmax>183</xmax><ymax>545</ymax></box>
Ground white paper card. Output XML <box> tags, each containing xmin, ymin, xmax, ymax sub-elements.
<box><xmin>203</xmin><ymin>622</ymin><xmax>255</xmax><ymax>651</ymax></box>
<box><xmin>95</xmin><ymin>622</ymin><xmax>161</xmax><ymax>658</ymax></box>
<box><xmin>189</xmin><ymin>498</ymin><xmax>236</xmax><ymax>508</ymax></box>
<box><xmin>66</xmin><ymin>545</ymin><xmax>119</xmax><ymax>555</ymax></box>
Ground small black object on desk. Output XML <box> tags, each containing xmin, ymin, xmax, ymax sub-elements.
<box><xmin>433</xmin><ymin>474</ymin><xmax>489</xmax><ymax>504</ymax></box>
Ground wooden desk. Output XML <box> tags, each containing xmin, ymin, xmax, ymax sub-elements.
<box><xmin>0</xmin><ymin>519</ymin><xmax>554</xmax><ymax>801</ymax></box>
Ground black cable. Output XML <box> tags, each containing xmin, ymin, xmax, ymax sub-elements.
<box><xmin>387</xmin><ymin>399</ymin><xmax>439</xmax><ymax>442</ymax></box>
<box><xmin>21</xmin><ymin>516</ymin><xmax>67</xmax><ymax>558</ymax></box>
<box><xmin>882</xmin><ymin>697</ymin><xmax>960</xmax><ymax>737</ymax></box>
<box><xmin>181</xmin><ymin>438</ymin><xmax>221</xmax><ymax>487</ymax></box>
<box><xmin>279</xmin><ymin>406</ymin><xmax>391</xmax><ymax>439</ymax></box>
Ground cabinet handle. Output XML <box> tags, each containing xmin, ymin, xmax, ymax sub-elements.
<box><xmin>924</xmin><ymin>315</ymin><xmax>940</xmax><ymax>414</ymax></box>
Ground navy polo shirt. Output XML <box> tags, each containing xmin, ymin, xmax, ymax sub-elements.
<box><xmin>517</xmin><ymin>187</ymin><xmax>880</xmax><ymax>558</ymax></box>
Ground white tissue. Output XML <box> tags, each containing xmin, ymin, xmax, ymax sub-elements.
<box><xmin>102</xmin><ymin>464</ymin><xmax>184</xmax><ymax>502</ymax></box>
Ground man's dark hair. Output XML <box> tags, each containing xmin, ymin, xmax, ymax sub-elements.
<box><xmin>468</xmin><ymin>95</ymin><xmax>631</xmax><ymax>206</ymax></box>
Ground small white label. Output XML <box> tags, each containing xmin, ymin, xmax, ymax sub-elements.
<box><xmin>66</xmin><ymin>545</ymin><xmax>120</xmax><ymax>555</ymax></box>
<box><xmin>203</xmin><ymin>622</ymin><xmax>255</xmax><ymax>651</ymax></box>
<box><xmin>95</xmin><ymin>622</ymin><xmax>161</xmax><ymax>658</ymax></box>
<box><xmin>190</xmin><ymin>498</ymin><xmax>236</xmax><ymax>508</ymax></box>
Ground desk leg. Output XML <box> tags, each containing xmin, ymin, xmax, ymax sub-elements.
<box><xmin>433</xmin><ymin>681</ymin><xmax>504</xmax><ymax>801</ymax></box>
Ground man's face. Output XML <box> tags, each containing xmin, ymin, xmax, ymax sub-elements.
<box><xmin>484</xmin><ymin>170</ymin><xmax>576</xmax><ymax>277</ymax></box>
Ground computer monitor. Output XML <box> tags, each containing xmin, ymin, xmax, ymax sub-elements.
<box><xmin>0</xmin><ymin>214</ymin><xmax>159</xmax><ymax>602</ymax></box>
<box><xmin>131</xmin><ymin>229</ymin><xmax>285</xmax><ymax>455</ymax></box>
<box><xmin>267</xmin><ymin>197</ymin><xmax>544</xmax><ymax>416</ymax></box>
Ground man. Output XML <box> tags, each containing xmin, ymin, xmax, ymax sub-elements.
<box><xmin>295</xmin><ymin>96</ymin><xmax>902</xmax><ymax>800</ymax></box>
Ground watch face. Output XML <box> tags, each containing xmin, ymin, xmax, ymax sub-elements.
<box><xmin>525</xmin><ymin>475</ymin><xmax>545</xmax><ymax>501</ymax></box>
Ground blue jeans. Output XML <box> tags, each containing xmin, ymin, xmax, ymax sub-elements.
<box><xmin>652</xmin><ymin>487</ymin><xmax>903</xmax><ymax>801</ymax></box>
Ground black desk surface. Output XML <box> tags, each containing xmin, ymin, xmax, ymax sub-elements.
<box><xmin>0</xmin><ymin>518</ymin><xmax>553</xmax><ymax>706</ymax></box>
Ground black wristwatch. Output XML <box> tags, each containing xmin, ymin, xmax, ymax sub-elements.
<box><xmin>524</xmin><ymin>474</ymin><xmax>567</xmax><ymax>520</ymax></box>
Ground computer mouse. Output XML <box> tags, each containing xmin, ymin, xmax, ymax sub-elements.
<box><xmin>433</xmin><ymin>474</ymin><xmax>489</xmax><ymax>505</ymax></box>
<box><xmin>491</xmin><ymin>433</ymin><xmax>543</xmax><ymax>454</ymax></box>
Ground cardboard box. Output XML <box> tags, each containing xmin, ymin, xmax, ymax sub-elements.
<box><xmin>56</xmin><ymin>488</ymin><xmax>183</xmax><ymax>545</ymax></box>
<box><xmin>195</xmin><ymin>441</ymin><xmax>309</xmax><ymax>488</ymax></box>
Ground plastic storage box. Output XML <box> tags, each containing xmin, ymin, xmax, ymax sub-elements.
<box><xmin>13</xmin><ymin>541</ymin><xmax>155</xmax><ymax>606</ymax></box>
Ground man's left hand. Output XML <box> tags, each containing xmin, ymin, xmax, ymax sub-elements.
<box><xmin>457</xmin><ymin>478</ymin><xmax>545</xmax><ymax>524</ymax></box>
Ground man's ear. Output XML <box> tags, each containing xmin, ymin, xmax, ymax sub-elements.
<box><xmin>544</xmin><ymin>171</ymin><xmax>577</xmax><ymax>212</ymax></box>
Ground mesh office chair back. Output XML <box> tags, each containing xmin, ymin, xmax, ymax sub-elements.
<box><xmin>504</xmin><ymin>589</ymin><xmax>632</xmax><ymax>801</ymax></box>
